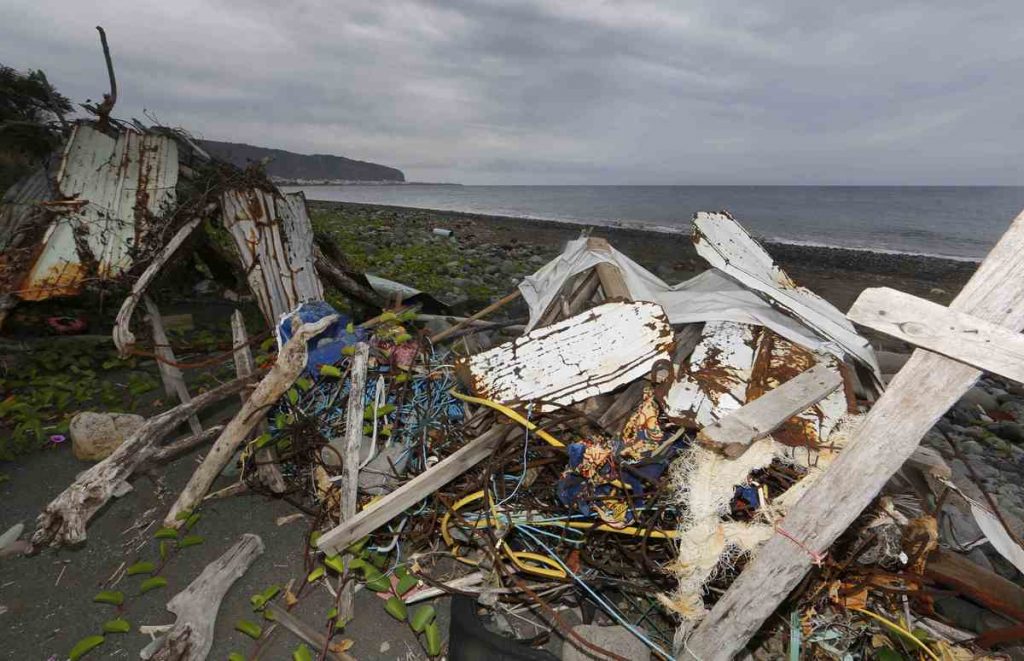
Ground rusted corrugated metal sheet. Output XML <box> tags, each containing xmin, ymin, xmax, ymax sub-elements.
<box><xmin>457</xmin><ymin>300</ymin><xmax>674</xmax><ymax>412</ymax></box>
<box><xmin>665</xmin><ymin>320</ymin><xmax>851</xmax><ymax>447</ymax></box>
<box><xmin>221</xmin><ymin>189</ymin><xmax>323</xmax><ymax>324</ymax></box>
<box><xmin>13</xmin><ymin>124</ymin><xmax>179</xmax><ymax>301</ymax></box>
<box><xmin>693</xmin><ymin>211</ymin><xmax>882</xmax><ymax>385</ymax></box>
<box><xmin>0</xmin><ymin>165</ymin><xmax>57</xmax><ymax>301</ymax></box>
<box><xmin>664</xmin><ymin>321</ymin><xmax>757</xmax><ymax>427</ymax></box>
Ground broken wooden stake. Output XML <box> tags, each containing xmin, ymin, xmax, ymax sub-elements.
<box><xmin>145</xmin><ymin>296</ymin><xmax>202</xmax><ymax>436</ymax></box>
<box><xmin>429</xmin><ymin>289</ymin><xmax>521</xmax><ymax>344</ymax></box>
<box><xmin>697</xmin><ymin>363</ymin><xmax>842</xmax><ymax>458</ymax></box>
<box><xmin>144</xmin><ymin>533</ymin><xmax>264</xmax><ymax>661</ymax></box>
<box><xmin>164</xmin><ymin>315</ymin><xmax>337</xmax><ymax>526</ymax></box>
<box><xmin>338</xmin><ymin>341</ymin><xmax>369</xmax><ymax>621</ymax></box>
<box><xmin>683</xmin><ymin>208</ymin><xmax>1024</xmax><ymax>660</ymax></box>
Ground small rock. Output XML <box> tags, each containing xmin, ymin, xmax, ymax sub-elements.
<box><xmin>959</xmin><ymin>387</ymin><xmax>999</xmax><ymax>413</ymax></box>
<box><xmin>0</xmin><ymin>523</ymin><xmax>24</xmax><ymax>551</ymax></box>
<box><xmin>70</xmin><ymin>412</ymin><xmax>146</xmax><ymax>462</ymax></box>
<box><xmin>562</xmin><ymin>625</ymin><xmax>649</xmax><ymax>661</ymax></box>
<box><xmin>989</xmin><ymin>421</ymin><xmax>1024</xmax><ymax>444</ymax></box>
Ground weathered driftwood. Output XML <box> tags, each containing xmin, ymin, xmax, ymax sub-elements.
<box><xmin>263</xmin><ymin>604</ymin><xmax>352</xmax><ymax>661</ymax></box>
<box><xmin>318</xmin><ymin>426</ymin><xmax>512</xmax><ymax>555</ymax></box>
<box><xmin>164</xmin><ymin>315</ymin><xmax>337</xmax><ymax>526</ymax></box>
<box><xmin>232</xmin><ymin>310</ymin><xmax>286</xmax><ymax>494</ymax></box>
<box><xmin>697</xmin><ymin>363</ymin><xmax>842</xmax><ymax>458</ymax></box>
<box><xmin>926</xmin><ymin>548</ymin><xmax>1024</xmax><ymax>623</ymax></box>
<box><xmin>586</xmin><ymin>237</ymin><xmax>631</xmax><ymax>299</ymax></box>
<box><xmin>145</xmin><ymin>296</ymin><xmax>202</xmax><ymax>436</ymax></box>
<box><xmin>145</xmin><ymin>533</ymin><xmax>264</xmax><ymax>661</ymax></box>
<box><xmin>314</xmin><ymin>244</ymin><xmax>386</xmax><ymax>309</ymax></box>
<box><xmin>849</xmin><ymin>285</ymin><xmax>1024</xmax><ymax>384</ymax></box>
<box><xmin>457</xmin><ymin>301</ymin><xmax>673</xmax><ymax>412</ymax></box>
<box><xmin>338</xmin><ymin>342</ymin><xmax>369</xmax><ymax>621</ymax></box>
<box><xmin>683</xmin><ymin>208</ymin><xmax>1024</xmax><ymax>660</ymax></box>
<box><xmin>32</xmin><ymin>377</ymin><xmax>248</xmax><ymax>549</ymax></box>
<box><xmin>112</xmin><ymin>217</ymin><xmax>202</xmax><ymax>357</ymax></box>
<box><xmin>139</xmin><ymin>425</ymin><xmax>224</xmax><ymax>473</ymax></box>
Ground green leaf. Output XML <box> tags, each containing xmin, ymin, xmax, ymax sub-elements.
<box><xmin>395</xmin><ymin>573</ymin><xmax>418</xmax><ymax>596</ymax></box>
<box><xmin>293</xmin><ymin>643</ymin><xmax>314</xmax><ymax>661</ymax></box>
<box><xmin>126</xmin><ymin>561</ymin><xmax>155</xmax><ymax>576</ymax></box>
<box><xmin>326</xmin><ymin>607</ymin><xmax>338</xmax><ymax>620</ymax></box>
<box><xmin>102</xmin><ymin>618</ymin><xmax>131</xmax><ymax>634</ymax></box>
<box><xmin>295</xmin><ymin>377</ymin><xmax>313</xmax><ymax>392</ymax></box>
<box><xmin>394</xmin><ymin>373</ymin><xmax>409</xmax><ymax>384</ymax></box>
<box><xmin>154</xmin><ymin>527</ymin><xmax>179</xmax><ymax>540</ymax></box>
<box><xmin>307</xmin><ymin>566</ymin><xmax>325</xmax><ymax>583</ymax></box>
<box><xmin>178</xmin><ymin>535</ymin><xmax>204</xmax><ymax>549</ymax></box>
<box><xmin>319</xmin><ymin>364</ymin><xmax>342</xmax><ymax>378</ymax></box>
<box><xmin>228</xmin><ymin>653</ymin><xmax>246</xmax><ymax>661</ymax></box>
<box><xmin>342</xmin><ymin>346</ymin><xmax>356</xmax><ymax>356</ymax></box>
<box><xmin>324</xmin><ymin>555</ymin><xmax>345</xmax><ymax>574</ymax></box>
<box><xmin>394</xmin><ymin>333</ymin><xmax>413</xmax><ymax>345</ymax></box>
<box><xmin>184</xmin><ymin>513</ymin><xmax>201</xmax><ymax>531</ymax></box>
<box><xmin>425</xmin><ymin>620</ymin><xmax>442</xmax><ymax>657</ymax></box>
<box><xmin>345</xmin><ymin>321</ymin><xmax>355</xmax><ymax>334</ymax></box>
<box><xmin>250</xmin><ymin>584</ymin><xmax>281</xmax><ymax>609</ymax></box>
<box><xmin>308</xmin><ymin>530</ymin><xmax>322</xmax><ymax>547</ymax></box>
<box><xmin>69</xmin><ymin>634</ymin><xmax>104</xmax><ymax>660</ymax></box>
<box><xmin>410</xmin><ymin>605</ymin><xmax>435</xmax><ymax>633</ymax></box>
<box><xmin>380</xmin><ymin>311</ymin><xmax>398</xmax><ymax>323</ymax></box>
<box><xmin>159</xmin><ymin>540</ymin><xmax>170</xmax><ymax>560</ymax></box>
<box><xmin>384</xmin><ymin>595</ymin><xmax>407</xmax><ymax>620</ymax></box>
<box><xmin>174</xmin><ymin>509</ymin><xmax>193</xmax><ymax>521</ymax></box>
<box><xmin>287</xmin><ymin>388</ymin><xmax>299</xmax><ymax>405</ymax></box>
<box><xmin>235</xmin><ymin>619</ymin><xmax>263</xmax><ymax>639</ymax></box>
<box><xmin>93</xmin><ymin>591</ymin><xmax>124</xmax><ymax>606</ymax></box>
<box><xmin>139</xmin><ymin>576</ymin><xmax>168</xmax><ymax>594</ymax></box>
<box><xmin>254</xmin><ymin>432</ymin><xmax>274</xmax><ymax>449</ymax></box>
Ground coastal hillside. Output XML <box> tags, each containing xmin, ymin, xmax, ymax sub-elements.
<box><xmin>199</xmin><ymin>140</ymin><xmax>404</xmax><ymax>183</ymax></box>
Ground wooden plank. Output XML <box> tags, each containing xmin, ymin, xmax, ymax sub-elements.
<box><xmin>926</xmin><ymin>548</ymin><xmax>1024</xmax><ymax>622</ymax></box>
<box><xmin>849</xmin><ymin>286</ymin><xmax>1024</xmax><ymax>384</ymax></box>
<box><xmin>317</xmin><ymin>426</ymin><xmax>510</xmax><ymax>555</ymax></box>
<box><xmin>457</xmin><ymin>301</ymin><xmax>673</xmax><ymax>413</ymax></box>
<box><xmin>144</xmin><ymin>297</ymin><xmax>202</xmax><ymax>436</ymax></box>
<box><xmin>338</xmin><ymin>342</ymin><xmax>368</xmax><ymax>621</ymax></box>
<box><xmin>697</xmin><ymin>363</ymin><xmax>842</xmax><ymax>458</ymax></box>
<box><xmin>586</xmin><ymin>237</ymin><xmax>631</xmax><ymax>299</ymax></box>
<box><xmin>430</xmin><ymin>290</ymin><xmax>522</xmax><ymax>344</ymax></box>
<box><xmin>684</xmin><ymin>208</ymin><xmax>1024</xmax><ymax>660</ymax></box>
<box><xmin>263</xmin><ymin>604</ymin><xmax>351</xmax><ymax>661</ymax></box>
<box><xmin>232</xmin><ymin>310</ymin><xmax>286</xmax><ymax>494</ymax></box>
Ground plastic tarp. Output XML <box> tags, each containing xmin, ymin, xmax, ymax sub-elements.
<box><xmin>518</xmin><ymin>236</ymin><xmax>875</xmax><ymax>370</ymax></box>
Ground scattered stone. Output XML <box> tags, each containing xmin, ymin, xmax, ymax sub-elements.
<box><xmin>69</xmin><ymin>411</ymin><xmax>146</xmax><ymax>462</ymax></box>
<box><xmin>959</xmin><ymin>386</ymin><xmax>999</xmax><ymax>413</ymax></box>
<box><xmin>988</xmin><ymin>421</ymin><xmax>1024</xmax><ymax>444</ymax></box>
<box><xmin>563</xmin><ymin>625</ymin><xmax>649</xmax><ymax>661</ymax></box>
<box><xmin>0</xmin><ymin>523</ymin><xmax>23</xmax><ymax>551</ymax></box>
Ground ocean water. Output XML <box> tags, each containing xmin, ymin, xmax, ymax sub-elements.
<box><xmin>283</xmin><ymin>185</ymin><xmax>1024</xmax><ymax>261</ymax></box>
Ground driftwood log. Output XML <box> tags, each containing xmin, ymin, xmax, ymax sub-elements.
<box><xmin>145</xmin><ymin>296</ymin><xmax>203</xmax><ymax>436</ymax></box>
<box><xmin>112</xmin><ymin>217</ymin><xmax>202</xmax><ymax>357</ymax></box>
<box><xmin>144</xmin><ymin>533</ymin><xmax>264</xmax><ymax>661</ymax></box>
<box><xmin>32</xmin><ymin>376</ymin><xmax>248</xmax><ymax>549</ymax></box>
<box><xmin>164</xmin><ymin>315</ymin><xmax>337</xmax><ymax>526</ymax></box>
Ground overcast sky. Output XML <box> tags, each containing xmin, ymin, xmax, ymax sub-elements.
<box><xmin>2</xmin><ymin>1</ymin><xmax>1022</xmax><ymax>184</ymax></box>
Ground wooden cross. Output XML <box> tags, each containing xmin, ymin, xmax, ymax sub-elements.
<box><xmin>683</xmin><ymin>208</ymin><xmax>1024</xmax><ymax>660</ymax></box>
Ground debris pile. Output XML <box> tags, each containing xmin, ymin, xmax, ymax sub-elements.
<box><xmin>4</xmin><ymin>39</ymin><xmax>1024</xmax><ymax>661</ymax></box>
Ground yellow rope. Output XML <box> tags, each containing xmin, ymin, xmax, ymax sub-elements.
<box><xmin>849</xmin><ymin>607</ymin><xmax>940</xmax><ymax>661</ymax></box>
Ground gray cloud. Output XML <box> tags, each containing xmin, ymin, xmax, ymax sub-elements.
<box><xmin>2</xmin><ymin>0</ymin><xmax>1021</xmax><ymax>183</ymax></box>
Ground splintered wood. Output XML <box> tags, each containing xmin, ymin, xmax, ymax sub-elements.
<box><xmin>456</xmin><ymin>300</ymin><xmax>673</xmax><ymax>412</ymax></box>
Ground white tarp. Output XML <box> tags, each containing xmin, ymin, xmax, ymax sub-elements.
<box><xmin>521</xmin><ymin>238</ymin><xmax>841</xmax><ymax>358</ymax></box>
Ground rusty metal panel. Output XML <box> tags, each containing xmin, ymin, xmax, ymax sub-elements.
<box><xmin>746</xmin><ymin>330</ymin><xmax>852</xmax><ymax>450</ymax></box>
<box><xmin>17</xmin><ymin>124</ymin><xmax>179</xmax><ymax>301</ymax></box>
<box><xmin>664</xmin><ymin>321</ymin><xmax>757</xmax><ymax>427</ymax></box>
<box><xmin>457</xmin><ymin>301</ymin><xmax>674</xmax><ymax>412</ymax></box>
<box><xmin>693</xmin><ymin>211</ymin><xmax>882</xmax><ymax>385</ymax></box>
<box><xmin>221</xmin><ymin>189</ymin><xmax>323</xmax><ymax>324</ymax></box>
<box><xmin>0</xmin><ymin>165</ymin><xmax>56</xmax><ymax>299</ymax></box>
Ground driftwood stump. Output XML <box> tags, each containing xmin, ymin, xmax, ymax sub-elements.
<box><xmin>144</xmin><ymin>533</ymin><xmax>264</xmax><ymax>661</ymax></box>
<box><xmin>32</xmin><ymin>377</ymin><xmax>248</xmax><ymax>549</ymax></box>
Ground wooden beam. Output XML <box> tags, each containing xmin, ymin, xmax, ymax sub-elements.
<box><xmin>317</xmin><ymin>426</ymin><xmax>511</xmax><ymax>555</ymax></box>
<box><xmin>430</xmin><ymin>290</ymin><xmax>522</xmax><ymax>344</ymax></box>
<box><xmin>849</xmin><ymin>286</ymin><xmax>1024</xmax><ymax>384</ymax></box>
<box><xmin>697</xmin><ymin>363</ymin><xmax>842</xmax><ymax>458</ymax></box>
<box><xmin>684</xmin><ymin>208</ymin><xmax>1024</xmax><ymax>660</ymax></box>
<box><xmin>925</xmin><ymin>548</ymin><xmax>1024</xmax><ymax>622</ymax></box>
<box><xmin>263</xmin><ymin>604</ymin><xmax>352</xmax><ymax>661</ymax></box>
<box><xmin>586</xmin><ymin>237</ymin><xmax>631</xmax><ymax>300</ymax></box>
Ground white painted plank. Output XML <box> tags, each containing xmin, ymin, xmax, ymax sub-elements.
<box><xmin>684</xmin><ymin>208</ymin><xmax>1024</xmax><ymax>660</ymax></box>
<box><xmin>664</xmin><ymin>321</ymin><xmax>756</xmax><ymax>426</ymax></box>
<box><xmin>849</xmin><ymin>286</ymin><xmax>1024</xmax><ymax>384</ymax></box>
<box><xmin>457</xmin><ymin>301</ymin><xmax>673</xmax><ymax>412</ymax></box>
<box><xmin>698</xmin><ymin>362</ymin><xmax>842</xmax><ymax>457</ymax></box>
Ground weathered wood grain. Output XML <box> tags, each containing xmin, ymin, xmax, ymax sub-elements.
<box><xmin>145</xmin><ymin>296</ymin><xmax>203</xmax><ymax>436</ymax></box>
<box><xmin>683</xmin><ymin>208</ymin><xmax>1024</xmax><ymax>660</ymax></box>
<box><xmin>849</xmin><ymin>286</ymin><xmax>1024</xmax><ymax>383</ymax></box>
<box><xmin>338</xmin><ymin>342</ymin><xmax>368</xmax><ymax>621</ymax></box>
<box><xmin>697</xmin><ymin>363</ymin><xmax>842</xmax><ymax>458</ymax></box>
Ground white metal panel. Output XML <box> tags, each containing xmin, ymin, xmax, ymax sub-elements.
<box><xmin>19</xmin><ymin>124</ymin><xmax>178</xmax><ymax>300</ymax></box>
<box><xmin>457</xmin><ymin>301</ymin><xmax>673</xmax><ymax>412</ymax></box>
